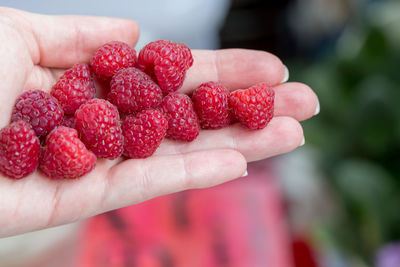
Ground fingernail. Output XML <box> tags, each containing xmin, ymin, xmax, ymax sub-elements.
<box><xmin>281</xmin><ymin>65</ymin><xmax>289</xmax><ymax>83</ymax></box>
<box><xmin>314</xmin><ymin>99</ymin><xmax>320</xmax><ymax>115</ymax></box>
<box><xmin>241</xmin><ymin>170</ymin><xmax>248</xmax><ymax>177</ymax></box>
<box><xmin>300</xmin><ymin>137</ymin><xmax>305</xmax><ymax>146</ymax></box>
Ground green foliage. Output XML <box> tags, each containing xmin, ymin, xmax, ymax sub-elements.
<box><xmin>291</xmin><ymin>8</ymin><xmax>400</xmax><ymax>263</ymax></box>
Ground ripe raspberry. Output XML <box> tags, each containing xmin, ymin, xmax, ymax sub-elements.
<box><xmin>229</xmin><ymin>83</ymin><xmax>275</xmax><ymax>130</ymax></box>
<box><xmin>51</xmin><ymin>63</ymin><xmax>95</xmax><ymax>114</ymax></box>
<box><xmin>75</xmin><ymin>99</ymin><xmax>123</xmax><ymax>159</ymax></box>
<box><xmin>12</xmin><ymin>90</ymin><xmax>64</xmax><ymax>136</ymax></box>
<box><xmin>122</xmin><ymin>110</ymin><xmax>168</xmax><ymax>158</ymax></box>
<box><xmin>108</xmin><ymin>67</ymin><xmax>162</xmax><ymax>114</ymax></box>
<box><xmin>158</xmin><ymin>93</ymin><xmax>200</xmax><ymax>142</ymax></box>
<box><xmin>62</xmin><ymin>115</ymin><xmax>75</xmax><ymax>129</ymax></box>
<box><xmin>40</xmin><ymin>126</ymin><xmax>96</xmax><ymax>179</ymax></box>
<box><xmin>192</xmin><ymin>82</ymin><xmax>231</xmax><ymax>129</ymax></box>
<box><xmin>0</xmin><ymin>121</ymin><xmax>40</xmax><ymax>179</ymax></box>
<box><xmin>137</xmin><ymin>40</ymin><xmax>193</xmax><ymax>94</ymax></box>
<box><xmin>91</xmin><ymin>41</ymin><xmax>136</xmax><ymax>81</ymax></box>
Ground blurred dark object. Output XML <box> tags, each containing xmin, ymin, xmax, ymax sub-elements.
<box><xmin>220</xmin><ymin>0</ymin><xmax>353</xmax><ymax>60</ymax></box>
<box><xmin>219</xmin><ymin>0</ymin><xmax>296</xmax><ymax>59</ymax></box>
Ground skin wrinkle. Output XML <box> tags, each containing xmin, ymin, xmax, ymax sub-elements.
<box><xmin>213</xmin><ymin>50</ymin><xmax>220</xmax><ymax>84</ymax></box>
<box><xmin>45</xmin><ymin>182</ymin><xmax>62</xmax><ymax>228</ymax></box>
<box><xmin>26</xmin><ymin>17</ymin><xmax>41</xmax><ymax>65</ymax></box>
<box><xmin>99</xmin><ymin>167</ymin><xmax>112</xmax><ymax>211</ymax></box>
<box><xmin>229</xmin><ymin>127</ymin><xmax>239</xmax><ymax>152</ymax></box>
<box><xmin>70</xmin><ymin>19</ymin><xmax>86</xmax><ymax>66</ymax></box>
<box><xmin>181</xmin><ymin>154</ymin><xmax>193</xmax><ymax>190</ymax></box>
<box><xmin>137</xmin><ymin>160</ymin><xmax>156</xmax><ymax>201</ymax></box>
<box><xmin>11</xmin><ymin>179</ymin><xmax>25</xmax><ymax>219</ymax></box>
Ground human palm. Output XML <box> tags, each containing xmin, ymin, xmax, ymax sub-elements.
<box><xmin>0</xmin><ymin>7</ymin><xmax>318</xmax><ymax>237</ymax></box>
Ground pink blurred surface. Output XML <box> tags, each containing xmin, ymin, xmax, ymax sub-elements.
<box><xmin>77</xmin><ymin>160</ymin><xmax>293</xmax><ymax>267</ymax></box>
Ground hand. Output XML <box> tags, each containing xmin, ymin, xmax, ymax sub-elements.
<box><xmin>0</xmin><ymin>7</ymin><xmax>318</xmax><ymax>237</ymax></box>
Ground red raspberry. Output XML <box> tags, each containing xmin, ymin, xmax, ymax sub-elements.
<box><xmin>229</xmin><ymin>83</ymin><xmax>275</xmax><ymax>130</ymax></box>
<box><xmin>12</xmin><ymin>90</ymin><xmax>64</xmax><ymax>136</ymax></box>
<box><xmin>0</xmin><ymin>121</ymin><xmax>40</xmax><ymax>179</ymax></box>
<box><xmin>192</xmin><ymin>82</ymin><xmax>231</xmax><ymax>129</ymax></box>
<box><xmin>158</xmin><ymin>93</ymin><xmax>200</xmax><ymax>142</ymax></box>
<box><xmin>75</xmin><ymin>99</ymin><xmax>123</xmax><ymax>159</ymax></box>
<box><xmin>51</xmin><ymin>63</ymin><xmax>96</xmax><ymax>114</ymax></box>
<box><xmin>91</xmin><ymin>41</ymin><xmax>136</xmax><ymax>81</ymax></box>
<box><xmin>137</xmin><ymin>40</ymin><xmax>193</xmax><ymax>94</ymax></box>
<box><xmin>108</xmin><ymin>67</ymin><xmax>162</xmax><ymax>114</ymax></box>
<box><xmin>62</xmin><ymin>115</ymin><xmax>75</xmax><ymax>129</ymax></box>
<box><xmin>122</xmin><ymin>110</ymin><xmax>168</xmax><ymax>158</ymax></box>
<box><xmin>40</xmin><ymin>126</ymin><xmax>96</xmax><ymax>179</ymax></box>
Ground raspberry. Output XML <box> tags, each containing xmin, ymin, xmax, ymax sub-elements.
<box><xmin>40</xmin><ymin>126</ymin><xmax>96</xmax><ymax>179</ymax></box>
<box><xmin>0</xmin><ymin>121</ymin><xmax>40</xmax><ymax>179</ymax></box>
<box><xmin>51</xmin><ymin>63</ymin><xmax>96</xmax><ymax>114</ymax></box>
<box><xmin>91</xmin><ymin>41</ymin><xmax>136</xmax><ymax>81</ymax></box>
<box><xmin>108</xmin><ymin>67</ymin><xmax>162</xmax><ymax>114</ymax></box>
<box><xmin>75</xmin><ymin>99</ymin><xmax>123</xmax><ymax>159</ymax></box>
<box><xmin>62</xmin><ymin>115</ymin><xmax>75</xmax><ymax>129</ymax></box>
<box><xmin>229</xmin><ymin>83</ymin><xmax>275</xmax><ymax>130</ymax></box>
<box><xmin>192</xmin><ymin>82</ymin><xmax>231</xmax><ymax>129</ymax></box>
<box><xmin>158</xmin><ymin>93</ymin><xmax>200</xmax><ymax>142</ymax></box>
<box><xmin>12</xmin><ymin>90</ymin><xmax>64</xmax><ymax>136</ymax></box>
<box><xmin>122</xmin><ymin>110</ymin><xmax>168</xmax><ymax>158</ymax></box>
<box><xmin>137</xmin><ymin>40</ymin><xmax>193</xmax><ymax>94</ymax></box>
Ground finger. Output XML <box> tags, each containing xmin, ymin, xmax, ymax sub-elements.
<box><xmin>104</xmin><ymin>149</ymin><xmax>247</xmax><ymax>211</ymax></box>
<box><xmin>180</xmin><ymin>49</ymin><xmax>285</xmax><ymax>94</ymax></box>
<box><xmin>274</xmin><ymin>82</ymin><xmax>319</xmax><ymax>121</ymax></box>
<box><xmin>0</xmin><ymin>150</ymin><xmax>246</xmax><ymax>237</ymax></box>
<box><xmin>5</xmin><ymin>7</ymin><xmax>139</xmax><ymax>68</ymax></box>
<box><xmin>155</xmin><ymin>117</ymin><xmax>304</xmax><ymax>162</ymax></box>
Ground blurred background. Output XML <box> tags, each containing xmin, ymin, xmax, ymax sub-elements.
<box><xmin>1</xmin><ymin>0</ymin><xmax>400</xmax><ymax>266</ymax></box>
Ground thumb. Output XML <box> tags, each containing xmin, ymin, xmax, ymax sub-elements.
<box><xmin>2</xmin><ymin>7</ymin><xmax>140</xmax><ymax>68</ymax></box>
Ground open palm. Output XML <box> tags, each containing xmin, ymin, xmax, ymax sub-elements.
<box><xmin>0</xmin><ymin>7</ymin><xmax>318</xmax><ymax>237</ymax></box>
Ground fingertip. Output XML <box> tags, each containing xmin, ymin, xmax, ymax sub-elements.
<box><xmin>217</xmin><ymin>49</ymin><xmax>285</xmax><ymax>89</ymax></box>
<box><xmin>273</xmin><ymin>116</ymin><xmax>304</xmax><ymax>152</ymax></box>
<box><xmin>255</xmin><ymin>51</ymin><xmax>285</xmax><ymax>86</ymax></box>
<box><xmin>242</xmin><ymin>51</ymin><xmax>285</xmax><ymax>86</ymax></box>
<box><xmin>114</xmin><ymin>18</ymin><xmax>140</xmax><ymax>47</ymax></box>
<box><xmin>274</xmin><ymin>82</ymin><xmax>319</xmax><ymax>121</ymax></box>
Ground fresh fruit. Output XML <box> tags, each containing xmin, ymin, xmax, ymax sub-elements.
<box><xmin>0</xmin><ymin>38</ymin><xmax>280</xmax><ymax>183</ymax></box>
<box><xmin>0</xmin><ymin>121</ymin><xmax>40</xmax><ymax>179</ymax></box>
<box><xmin>229</xmin><ymin>83</ymin><xmax>275</xmax><ymax>130</ymax></box>
<box><xmin>108</xmin><ymin>67</ymin><xmax>163</xmax><ymax>114</ymax></box>
<box><xmin>137</xmin><ymin>40</ymin><xmax>193</xmax><ymax>94</ymax></box>
<box><xmin>75</xmin><ymin>99</ymin><xmax>123</xmax><ymax>159</ymax></box>
<box><xmin>90</xmin><ymin>41</ymin><xmax>136</xmax><ymax>81</ymax></box>
<box><xmin>158</xmin><ymin>93</ymin><xmax>200</xmax><ymax>142</ymax></box>
<box><xmin>192</xmin><ymin>81</ymin><xmax>231</xmax><ymax>129</ymax></box>
<box><xmin>40</xmin><ymin>126</ymin><xmax>96</xmax><ymax>179</ymax></box>
<box><xmin>51</xmin><ymin>63</ymin><xmax>96</xmax><ymax>114</ymax></box>
<box><xmin>11</xmin><ymin>90</ymin><xmax>64</xmax><ymax>136</ymax></box>
<box><xmin>122</xmin><ymin>110</ymin><xmax>168</xmax><ymax>158</ymax></box>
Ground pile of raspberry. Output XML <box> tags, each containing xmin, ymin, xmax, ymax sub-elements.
<box><xmin>0</xmin><ymin>40</ymin><xmax>275</xmax><ymax>180</ymax></box>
